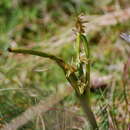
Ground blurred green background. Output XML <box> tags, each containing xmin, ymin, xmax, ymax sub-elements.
<box><xmin>0</xmin><ymin>0</ymin><xmax>130</xmax><ymax>129</ymax></box>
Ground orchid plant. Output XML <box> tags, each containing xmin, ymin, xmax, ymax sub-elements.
<box><xmin>8</xmin><ymin>14</ymin><xmax>98</xmax><ymax>130</ymax></box>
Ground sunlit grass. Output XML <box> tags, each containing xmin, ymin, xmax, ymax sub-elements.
<box><xmin>0</xmin><ymin>0</ymin><xmax>130</xmax><ymax>129</ymax></box>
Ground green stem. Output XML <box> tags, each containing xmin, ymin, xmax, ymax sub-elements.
<box><xmin>76</xmin><ymin>33</ymin><xmax>80</xmax><ymax>63</ymax></box>
<box><xmin>8</xmin><ymin>47</ymin><xmax>98</xmax><ymax>129</ymax></box>
<box><xmin>8</xmin><ymin>48</ymin><xmax>80</xmax><ymax>95</ymax></box>
<box><xmin>77</xmin><ymin>91</ymin><xmax>98</xmax><ymax>130</ymax></box>
<box><xmin>8</xmin><ymin>48</ymin><xmax>65</xmax><ymax>69</ymax></box>
<box><xmin>79</xmin><ymin>34</ymin><xmax>98</xmax><ymax>129</ymax></box>
<box><xmin>76</xmin><ymin>33</ymin><xmax>84</xmax><ymax>80</ymax></box>
<box><xmin>80</xmin><ymin>34</ymin><xmax>90</xmax><ymax>85</ymax></box>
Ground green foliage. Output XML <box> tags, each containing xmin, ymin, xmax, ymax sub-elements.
<box><xmin>0</xmin><ymin>0</ymin><xmax>130</xmax><ymax>129</ymax></box>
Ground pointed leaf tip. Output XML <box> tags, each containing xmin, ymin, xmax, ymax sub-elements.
<box><xmin>8</xmin><ymin>48</ymin><xmax>12</xmax><ymax>52</ymax></box>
